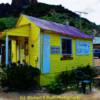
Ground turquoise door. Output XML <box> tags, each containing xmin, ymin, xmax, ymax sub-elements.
<box><xmin>43</xmin><ymin>34</ymin><xmax>50</xmax><ymax>74</ymax></box>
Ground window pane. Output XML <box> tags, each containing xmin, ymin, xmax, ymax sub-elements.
<box><xmin>66</xmin><ymin>39</ymin><xmax>72</xmax><ymax>54</ymax></box>
<box><xmin>62</xmin><ymin>38</ymin><xmax>72</xmax><ymax>55</ymax></box>
<box><xmin>62</xmin><ymin>39</ymin><xmax>67</xmax><ymax>54</ymax></box>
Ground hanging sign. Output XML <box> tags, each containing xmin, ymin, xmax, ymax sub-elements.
<box><xmin>51</xmin><ymin>46</ymin><xmax>60</xmax><ymax>54</ymax></box>
<box><xmin>76</xmin><ymin>41</ymin><xmax>90</xmax><ymax>55</ymax></box>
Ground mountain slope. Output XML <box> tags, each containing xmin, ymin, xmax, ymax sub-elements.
<box><xmin>0</xmin><ymin>2</ymin><xmax>99</xmax><ymax>35</ymax></box>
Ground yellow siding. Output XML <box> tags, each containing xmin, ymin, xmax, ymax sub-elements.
<box><xmin>16</xmin><ymin>43</ymin><xmax>20</xmax><ymax>62</ymax></box>
<box><xmin>4</xmin><ymin>15</ymin><xmax>93</xmax><ymax>86</ymax></box>
<box><xmin>16</xmin><ymin>15</ymin><xmax>40</xmax><ymax>67</ymax></box>
<box><xmin>6</xmin><ymin>25</ymin><xmax>30</xmax><ymax>37</ymax></box>
<box><xmin>43</xmin><ymin>31</ymin><xmax>93</xmax><ymax>72</ymax></box>
<box><xmin>16</xmin><ymin>15</ymin><xmax>31</xmax><ymax>26</ymax></box>
<box><xmin>11</xmin><ymin>40</ymin><xmax>17</xmax><ymax>62</ymax></box>
<box><xmin>40</xmin><ymin>32</ymin><xmax>93</xmax><ymax>85</ymax></box>
<box><xmin>29</xmin><ymin>24</ymin><xmax>40</xmax><ymax>67</ymax></box>
<box><xmin>3</xmin><ymin>15</ymin><xmax>40</xmax><ymax>67</ymax></box>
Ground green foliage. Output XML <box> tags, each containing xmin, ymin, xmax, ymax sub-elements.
<box><xmin>0</xmin><ymin>17</ymin><xmax>17</xmax><ymax>31</ymax></box>
<box><xmin>22</xmin><ymin>3</ymin><xmax>99</xmax><ymax>35</ymax></box>
<box><xmin>57</xmin><ymin>70</ymin><xmax>76</xmax><ymax>87</ymax></box>
<box><xmin>47</xmin><ymin>81</ymin><xmax>64</xmax><ymax>94</ymax></box>
<box><xmin>75</xmin><ymin>65</ymin><xmax>96</xmax><ymax>80</ymax></box>
<box><xmin>22</xmin><ymin>3</ymin><xmax>52</xmax><ymax>17</ymax></box>
<box><xmin>0</xmin><ymin>2</ymin><xmax>99</xmax><ymax>35</ymax></box>
<box><xmin>42</xmin><ymin>12</ymin><xmax>68</xmax><ymax>24</ymax></box>
<box><xmin>42</xmin><ymin>11</ymin><xmax>95</xmax><ymax>35</ymax></box>
<box><xmin>0</xmin><ymin>22</ymin><xmax>6</xmax><ymax>31</ymax></box>
<box><xmin>0</xmin><ymin>67</ymin><xmax>7</xmax><ymax>86</ymax></box>
<box><xmin>47</xmin><ymin>65</ymin><xmax>96</xmax><ymax>94</ymax></box>
<box><xmin>0</xmin><ymin>3</ymin><xmax>98</xmax><ymax>35</ymax></box>
<box><xmin>1</xmin><ymin>63</ymin><xmax>41</xmax><ymax>90</ymax></box>
<box><xmin>59</xmin><ymin>65</ymin><xmax>96</xmax><ymax>85</ymax></box>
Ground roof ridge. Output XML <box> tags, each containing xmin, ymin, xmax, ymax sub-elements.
<box><xmin>25</xmin><ymin>15</ymin><xmax>68</xmax><ymax>26</ymax></box>
<box><xmin>24</xmin><ymin>15</ymin><xmax>93</xmax><ymax>39</ymax></box>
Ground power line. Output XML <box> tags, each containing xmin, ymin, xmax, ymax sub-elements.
<box><xmin>75</xmin><ymin>11</ymin><xmax>88</xmax><ymax>15</ymax></box>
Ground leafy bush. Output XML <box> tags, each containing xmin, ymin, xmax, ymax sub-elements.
<box><xmin>0</xmin><ymin>67</ymin><xmax>7</xmax><ymax>86</ymax></box>
<box><xmin>0</xmin><ymin>17</ymin><xmax>17</xmax><ymax>31</ymax></box>
<box><xmin>75</xmin><ymin>65</ymin><xmax>96</xmax><ymax>81</ymax></box>
<box><xmin>47</xmin><ymin>81</ymin><xmax>65</xmax><ymax>94</ymax></box>
<box><xmin>47</xmin><ymin>65</ymin><xmax>96</xmax><ymax>94</ymax></box>
<box><xmin>47</xmin><ymin>70</ymin><xmax>76</xmax><ymax>94</ymax></box>
<box><xmin>56</xmin><ymin>70</ymin><xmax>78</xmax><ymax>88</ymax></box>
<box><xmin>1</xmin><ymin>63</ymin><xmax>40</xmax><ymax>90</ymax></box>
<box><xmin>56</xmin><ymin>71</ymin><xmax>70</xmax><ymax>87</ymax></box>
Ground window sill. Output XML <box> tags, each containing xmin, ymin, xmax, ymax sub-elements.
<box><xmin>60</xmin><ymin>55</ymin><xmax>73</xmax><ymax>60</ymax></box>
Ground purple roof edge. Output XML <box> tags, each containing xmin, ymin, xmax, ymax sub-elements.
<box><xmin>25</xmin><ymin>15</ymin><xmax>93</xmax><ymax>39</ymax></box>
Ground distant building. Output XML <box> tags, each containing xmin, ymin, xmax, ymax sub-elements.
<box><xmin>93</xmin><ymin>37</ymin><xmax>100</xmax><ymax>49</ymax></box>
<box><xmin>93</xmin><ymin>37</ymin><xmax>100</xmax><ymax>58</ymax></box>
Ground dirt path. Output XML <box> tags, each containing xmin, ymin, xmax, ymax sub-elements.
<box><xmin>0</xmin><ymin>89</ymin><xmax>100</xmax><ymax>100</ymax></box>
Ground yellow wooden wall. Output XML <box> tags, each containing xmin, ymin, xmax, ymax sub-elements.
<box><xmin>40</xmin><ymin>32</ymin><xmax>93</xmax><ymax>85</ymax></box>
<box><xmin>11</xmin><ymin>40</ymin><xmax>17</xmax><ymax>62</ymax></box>
<box><xmin>6</xmin><ymin>15</ymin><xmax>93</xmax><ymax>86</ymax></box>
<box><xmin>16</xmin><ymin>15</ymin><xmax>40</xmax><ymax>67</ymax></box>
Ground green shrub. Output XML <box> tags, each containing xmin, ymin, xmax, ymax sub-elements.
<box><xmin>75</xmin><ymin>65</ymin><xmax>96</xmax><ymax>80</ymax></box>
<box><xmin>0</xmin><ymin>67</ymin><xmax>7</xmax><ymax>86</ymax></box>
<box><xmin>1</xmin><ymin>63</ymin><xmax>41</xmax><ymax>90</ymax></box>
<box><xmin>56</xmin><ymin>71</ymin><xmax>70</xmax><ymax>87</ymax></box>
<box><xmin>47</xmin><ymin>81</ymin><xmax>65</xmax><ymax>94</ymax></box>
<box><xmin>47</xmin><ymin>71</ymin><xmax>76</xmax><ymax>94</ymax></box>
<box><xmin>47</xmin><ymin>70</ymin><xmax>77</xmax><ymax>94</ymax></box>
<box><xmin>56</xmin><ymin>70</ymin><xmax>77</xmax><ymax>88</ymax></box>
<box><xmin>50</xmin><ymin>65</ymin><xmax>97</xmax><ymax>93</ymax></box>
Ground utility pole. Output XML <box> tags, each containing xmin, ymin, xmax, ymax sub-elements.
<box><xmin>75</xmin><ymin>11</ymin><xmax>88</xmax><ymax>30</ymax></box>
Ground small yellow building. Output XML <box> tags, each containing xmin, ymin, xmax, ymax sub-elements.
<box><xmin>1</xmin><ymin>15</ymin><xmax>93</xmax><ymax>85</ymax></box>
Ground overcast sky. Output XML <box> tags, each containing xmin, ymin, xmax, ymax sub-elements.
<box><xmin>0</xmin><ymin>0</ymin><xmax>100</xmax><ymax>25</ymax></box>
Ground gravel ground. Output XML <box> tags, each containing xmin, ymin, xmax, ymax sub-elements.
<box><xmin>0</xmin><ymin>88</ymin><xmax>100</xmax><ymax>100</ymax></box>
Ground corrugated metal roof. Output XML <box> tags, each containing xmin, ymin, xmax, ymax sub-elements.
<box><xmin>25</xmin><ymin>15</ymin><xmax>93</xmax><ymax>39</ymax></box>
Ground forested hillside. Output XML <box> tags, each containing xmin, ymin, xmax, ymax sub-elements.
<box><xmin>0</xmin><ymin>2</ymin><xmax>99</xmax><ymax>35</ymax></box>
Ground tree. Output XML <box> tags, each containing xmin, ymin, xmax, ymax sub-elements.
<box><xmin>0</xmin><ymin>17</ymin><xmax>17</xmax><ymax>30</ymax></box>
<box><xmin>0</xmin><ymin>22</ymin><xmax>6</xmax><ymax>31</ymax></box>
<box><xmin>42</xmin><ymin>11</ymin><xmax>68</xmax><ymax>24</ymax></box>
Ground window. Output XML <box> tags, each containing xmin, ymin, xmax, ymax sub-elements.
<box><xmin>61</xmin><ymin>38</ymin><xmax>72</xmax><ymax>56</ymax></box>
